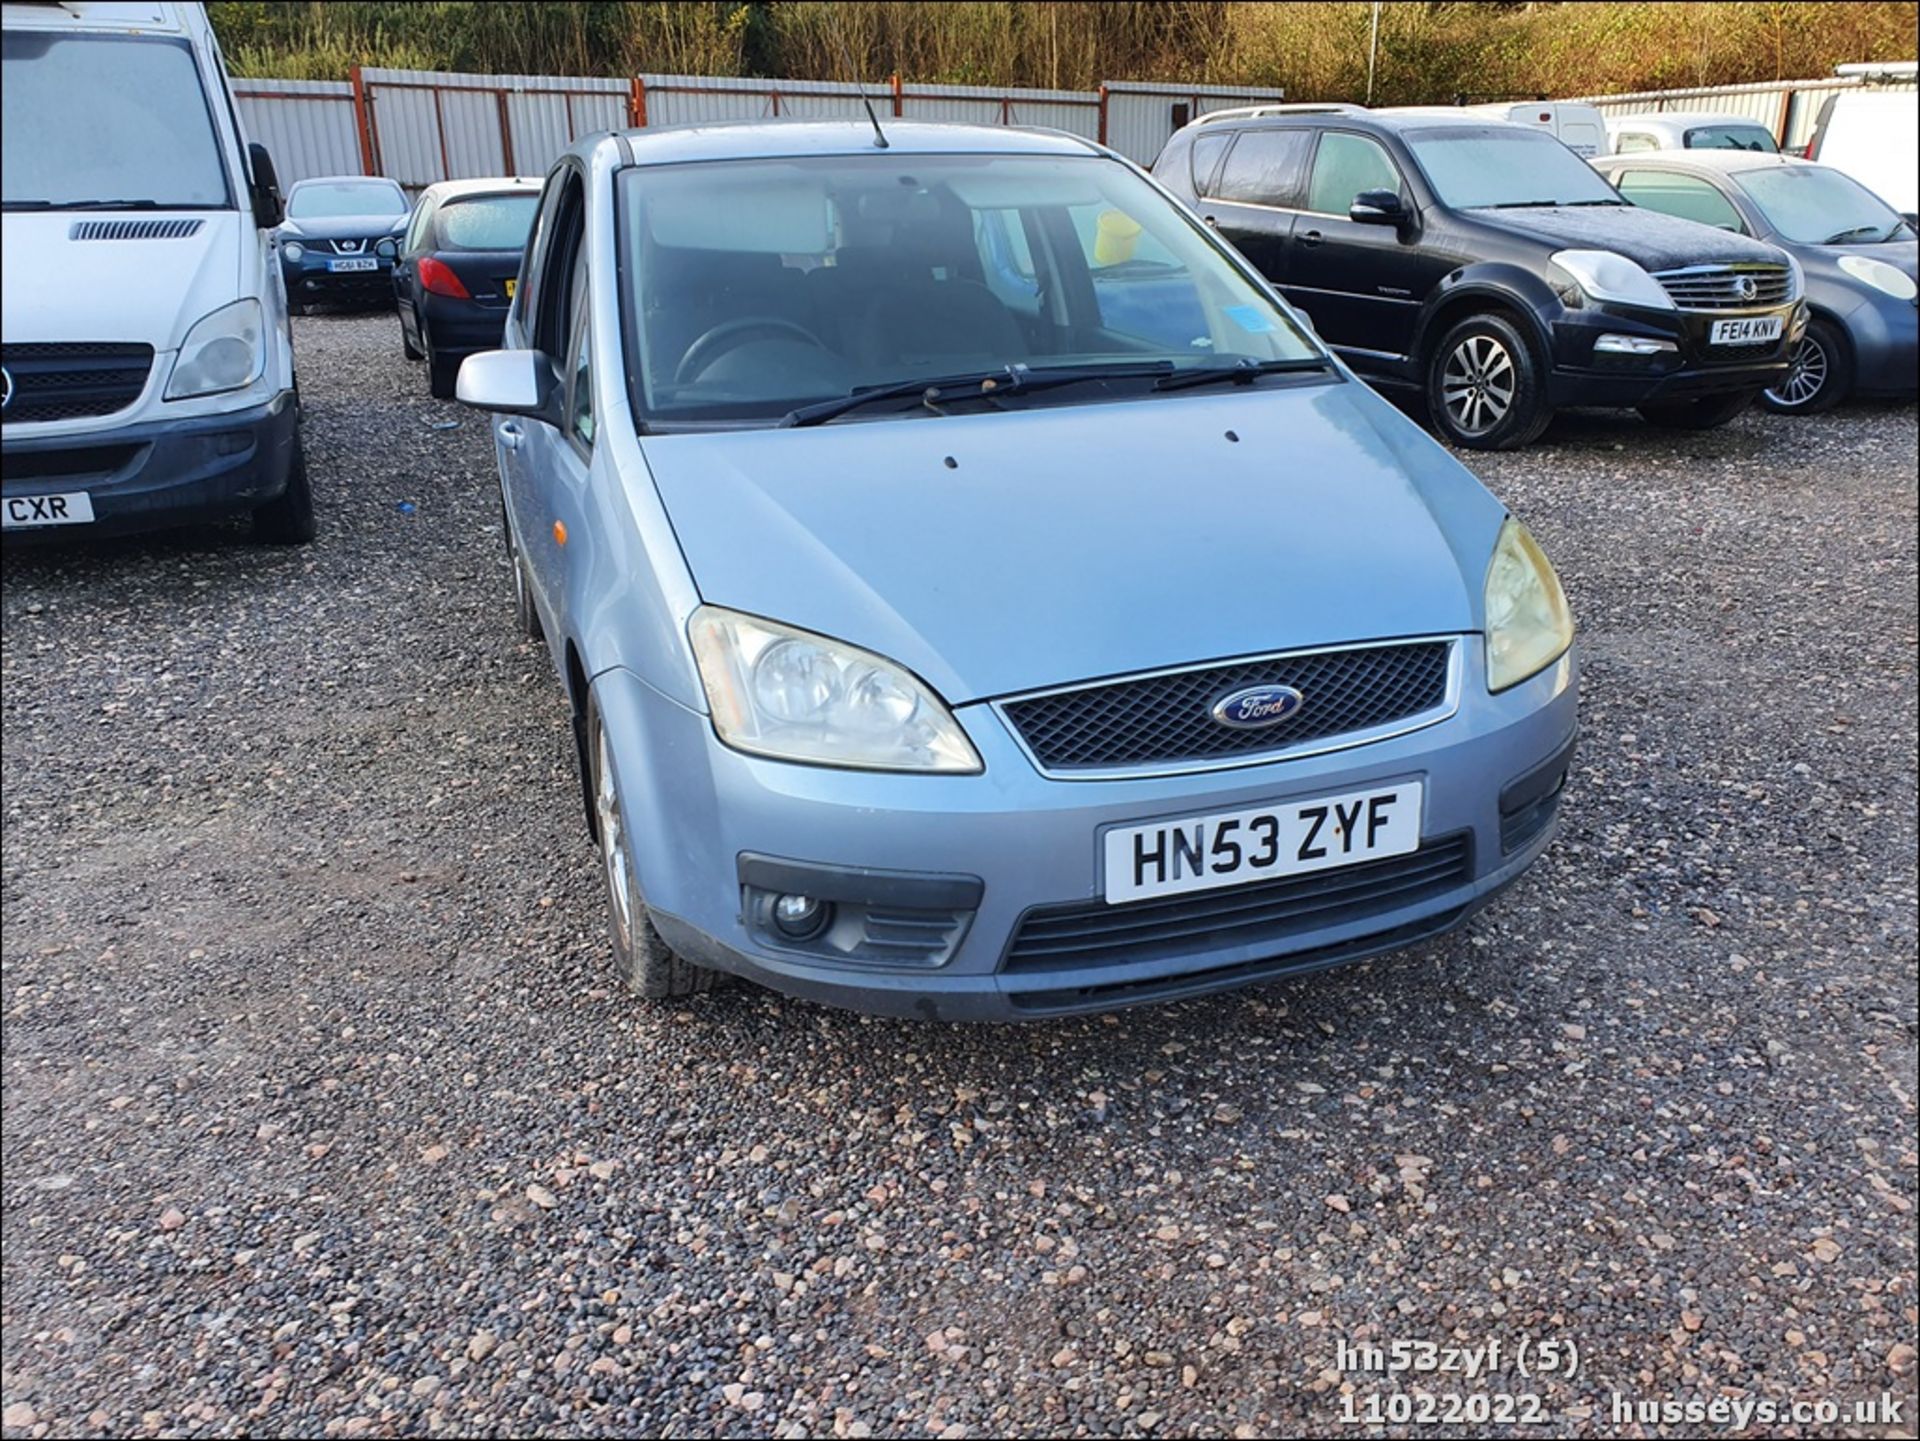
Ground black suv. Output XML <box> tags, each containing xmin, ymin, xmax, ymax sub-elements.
<box><xmin>1152</xmin><ymin>105</ymin><xmax>1807</xmax><ymax>448</ymax></box>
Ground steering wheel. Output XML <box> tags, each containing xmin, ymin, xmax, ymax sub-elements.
<box><xmin>676</xmin><ymin>317</ymin><xmax>829</xmax><ymax>384</ymax></box>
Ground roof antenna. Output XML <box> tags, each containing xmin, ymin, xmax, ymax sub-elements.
<box><xmin>833</xmin><ymin>17</ymin><xmax>889</xmax><ymax>148</ymax></box>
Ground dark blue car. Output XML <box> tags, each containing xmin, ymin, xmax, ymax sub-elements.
<box><xmin>274</xmin><ymin>176</ymin><xmax>410</xmax><ymax>314</ymax></box>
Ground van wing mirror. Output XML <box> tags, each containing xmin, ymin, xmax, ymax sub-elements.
<box><xmin>1349</xmin><ymin>189</ymin><xmax>1407</xmax><ymax>226</ymax></box>
<box><xmin>455</xmin><ymin>350</ymin><xmax>553</xmax><ymax>417</ymax></box>
<box><xmin>248</xmin><ymin>142</ymin><xmax>284</xmax><ymax>229</ymax></box>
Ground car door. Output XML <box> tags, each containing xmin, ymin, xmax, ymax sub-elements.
<box><xmin>1283</xmin><ymin>130</ymin><xmax>1425</xmax><ymax>360</ymax></box>
<box><xmin>1193</xmin><ymin>127</ymin><xmax>1312</xmax><ymax>285</ymax></box>
<box><xmin>512</xmin><ymin>173</ymin><xmax>590</xmax><ymax>637</ymax></box>
<box><xmin>394</xmin><ymin>194</ymin><xmax>437</xmax><ymax>342</ymax></box>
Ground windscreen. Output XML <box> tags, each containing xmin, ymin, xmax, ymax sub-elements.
<box><xmin>1</xmin><ymin>33</ymin><xmax>229</xmax><ymax>209</ymax></box>
<box><xmin>617</xmin><ymin>152</ymin><xmax>1321</xmax><ymax>424</ymax></box>
<box><xmin>1408</xmin><ymin>127</ymin><xmax>1622</xmax><ymax>209</ymax></box>
<box><xmin>289</xmin><ymin>181</ymin><xmax>408</xmax><ymax>220</ymax></box>
<box><xmin>436</xmin><ymin>193</ymin><xmax>540</xmax><ymax>251</ymax></box>
<box><xmin>1684</xmin><ymin>124</ymin><xmax>1778</xmax><ymax>153</ymax></box>
<box><xmin>1738</xmin><ymin>164</ymin><xmax>1905</xmax><ymax>244</ymax></box>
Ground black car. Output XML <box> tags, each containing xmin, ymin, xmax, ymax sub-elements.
<box><xmin>275</xmin><ymin>176</ymin><xmax>411</xmax><ymax>313</ymax></box>
<box><xmin>392</xmin><ymin>177</ymin><xmax>541</xmax><ymax>398</ymax></box>
<box><xmin>1152</xmin><ymin>104</ymin><xmax>1808</xmax><ymax>448</ymax></box>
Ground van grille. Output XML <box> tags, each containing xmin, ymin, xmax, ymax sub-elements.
<box><xmin>68</xmin><ymin>219</ymin><xmax>205</xmax><ymax>241</ymax></box>
<box><xmin>1653</xmin><ymin>264</ymin><xmax>1794</xmax><ymax>311</ymax></box>
<box><xmin>1</xmin><ymin>343</ymin><xmax>154</xmax><ymax>424</ymax></box>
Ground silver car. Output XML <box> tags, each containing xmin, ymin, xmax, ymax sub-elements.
<box><xmin>456</xmin><ymin>121</ymin><xmax>1579</xmax><ymax>1019</ymax></box>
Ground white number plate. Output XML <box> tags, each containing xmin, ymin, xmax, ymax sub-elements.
<box><xmin>1103</xmin><ymin>780</ymin><xmax>1424</xmax><ymax>905</ymax></box>
<box><xmin>1709</xmin><ymin>315</ymin><xmax>1783</xmax><ymax>345</ymax></box>
<box><xmin>327</xmin><ymin>257</ymin><xmax>378</xmax><ymax>273</ymax></box>
<box><xmin>3</xmin><ymin>491</ymin><xmax>95</xmax><ymax>529</ymax></box>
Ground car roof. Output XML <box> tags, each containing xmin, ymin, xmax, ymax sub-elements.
<box><xmin>1606</xmin><ymin>112</ymin><xmax>1774</xmax><ymax>130</ymax></box>
<box><xmin>1595</xmin><ymin>150</ymin><xmax>1809</xmax><ymax>177</ymax></box>
<box><xmin>288</xmin><ymin>175</ymin><xmax>404</xmax><ymax>189</ymax></box>
<box><xmin>420</xmin><ymin>176</ymin><xmax>543</xmax><ymax>201</ymax></box>
<box><xmin>1184</xmin><ymin>105</ymin><xmax>1542</xmax><ymax>140</ymax></box>
<box><xmin>576</xmin><ymin>119</ymin><xmax>1105</xmax><ymax>169</ymax></box>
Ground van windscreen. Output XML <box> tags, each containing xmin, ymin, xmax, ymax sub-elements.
<box><xmin>1</xmin><ymin>33</ymin><xmax>230</xmax><ymax>210</ymax></box>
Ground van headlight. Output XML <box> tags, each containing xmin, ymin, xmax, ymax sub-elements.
<box><xmin>166</xmin><ymin>299</ymin><xmax>265</xmax><ymax>400</ymax></box>
<box><xmin>688</xmin><ymin>606</ymin><xmax>982</xmax><ymax>773</ymax></box>
<box><xmin>1484</xmin><ymin>518</ymin><xmax>1574</xmax><ymax>692</ymax></box>
<box><xmin>1549</xmin><ymin>249</ymin><xmax>1674</xmax><ymax>310</ymax></box>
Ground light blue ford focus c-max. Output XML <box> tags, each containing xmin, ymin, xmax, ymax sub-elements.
<box><xmin>455</xmin><ymin>120</ymin><xmax>1578</xmax><ymax>1020</ymax></box>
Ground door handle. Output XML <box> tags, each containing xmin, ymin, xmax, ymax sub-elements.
<box><xmin>1299</xmin><ymin>229</ymin><xmax>1324</xmax><ymax>247</ymax></box>
<box><xmin>499</xmin><ymin>421</ymin><xmax>523</xmax><ymax>451</ymax></box>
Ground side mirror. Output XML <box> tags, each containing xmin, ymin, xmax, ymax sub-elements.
<box><xmin>1349</xmin><ymin>189</ymin><xmax>1407</xmax><ymax>227</ymax></box>
<box><xmin>455</xmin><ymin>349</ymin><xmax>552</xmax><ymax>416</ymax></box>
<box><xmin>248</xmin><ymin>142</ymin><xmax>283</xmax><ymax>229</ymax></box>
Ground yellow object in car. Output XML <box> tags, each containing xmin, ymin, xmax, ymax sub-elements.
<box><xmin>1093</xmin><ymin>209</ymin><xmax>1142</xmax><ymax>266</ymax></box>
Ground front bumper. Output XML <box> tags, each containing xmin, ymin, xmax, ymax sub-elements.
<box><xmin>1546</xmin><ymin>300</ymin><xmax>1800</xmax><ymax>407</ymax></box>
<box><xmin>594</xmin><ymin>641</ymin><xmax>1579</xmax><ymax>1020</ymax></box>
<box><xmin>1844</xmin><ymin>293</ymin><xmax>1920</xmax><ymax>397</ymax></box>
<box><xmin>1</xmin><ymin>389</ymin><xmax>297</xmax><ymax>538</ymax></box>
<box><xmin>282</xmin><ymin>253</ymin><xmax>396</xmax><ymax>307</ymax></box>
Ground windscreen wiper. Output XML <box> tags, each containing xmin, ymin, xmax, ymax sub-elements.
<box><xmin>3</xmin><ymin>198</ymin><xmax>169</xmax><ymax>211</ymax></box>
<box><xmin>1153</xmin><ymin>356</ymin><xmax>1332</xmax><ymax>392</ymax></box>
<box><xmin>1820</xmin><ymin>222</ymin><xmax>1899</xmax><ymax>244</ymax></box>
<box><xmin>779</xmin><ymin>361</ymin><xmax>1177</xmax><ymax>428</ymax></box>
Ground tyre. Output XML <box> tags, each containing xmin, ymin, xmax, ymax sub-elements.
<box><xmin>587</xmin><ymin>701</ymin><xmax>718</xmax><ymax>999</ymax></box>
<box><xmin>253</xmin><ymin>422</ymin><xmax>316</xmax><ymax>545</ymax></box>
<box><xmin>502</xmin><ymin>499</ymin><xmax>541</xmax><ymax>640</ymax></box>
<box><xmin>1759</xmin><ymin>318</ymin><xmax>1850</xmax><ymax>415</ymax></box>
<box><xmin>1637</xmin><ymin>391</ymin><xmax>1753</xmax><ymax>430</ymax></box>
<box><xmin>428</xmin><ymin>347</ymin><xmax>458</xmax><ymax>399</ymax></box>
<box><xmin>1425</xmin><ymin>313</ymin><xmax>1553</xmax><ymax>450</ymax></box>
<box><xmin>288</xmin><ymin>297</ymin><xmax>307</xmax><ymax>318</ymax></box>
<box><xmin>401</xmin><ymin>306</ymin><xmax>424</xmax><ymax>361</ymax></box>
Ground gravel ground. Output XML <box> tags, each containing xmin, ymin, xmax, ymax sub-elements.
<box><xmin>2</xmin><ymin>313</ymin><xmax>1915</xmax><ymax>1439</ymax></box>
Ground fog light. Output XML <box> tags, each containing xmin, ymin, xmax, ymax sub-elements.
<box><xmin>772</xmin><ymin>893</ymin><xmax>831</xmax><ymax>940</ymax></box>
<box><xmin>1593</xmin><ymin>334</ymin><xmax>1678</xmax><ymax>356</ymax></box>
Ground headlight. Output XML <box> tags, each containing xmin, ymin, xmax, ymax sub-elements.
<box><xmin>1484</xmin><ymin>517</ymin><xmax>1573</xmax><ymax>692</ymax></box>
<box><xmin>1838</xmin><ymin>254</ymin><xmax>1917</xmax><ymax>300</ymax></box>
<box><xmin>282</xmin><ymin>240</ymin><xmax>304</xmax><ymax>262</ymax></box>
<box><xmin>1550</xmin><ymin>249</ymin><xmax>1674</xmax><ymax>310</ymax></box>
<box><xmin>688</xmin><ymin>606</ymin><xmax>981</xmax><ymax>773</ymax></box>
<box><xmin>165</xmin><ymin>298</ymin><xmax>265</xmax><ymax>400</ymax></box>
<box><xmin>1782</xmin><ymin>253</ymin><xmax>1804</xmax><ymax>302</ymax></box>
<box><xmin>375</xmin><ymin>237</ymin><xmax>397</xmax><ymax>259</ymax></box>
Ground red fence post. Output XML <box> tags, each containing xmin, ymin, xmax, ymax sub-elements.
<box><xmin>891</xmin><ymin>73</ymin><xmax>904</xmax><ymax>118</ymax></box>
<box><xmin>350</xmin><ymin>65</ymin><xmax>377</xmax><ymax>175</ymax></box>
<box><xmin>495</xmin><ymin>88</ymin><xmax>517</xmax><ymax>174</ymax></box>
<box><xmin>1097</xmin><ymin>83</ymin><xmax>1109</xmax><ymax>145</ymax></box>
<box><xmin>630</xmin><ymin>76</ymin><xmax>647</xmax><ymax>128</ymax></box>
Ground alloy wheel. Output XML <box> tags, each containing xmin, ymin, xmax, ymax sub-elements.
<box><xmin>595</xmin><ymin>729</ymin><xmax>634</xmax><ymax>949</ymax></box>
<box><xmin>1765</xmin><ymin>335</ymin><xmax>1828</xmax><ymax>408</ymax></box>
<box><xmin>1440</xmin><ymin>334</ymin><xmax>1516</xmax><ymax>435</ymax></box>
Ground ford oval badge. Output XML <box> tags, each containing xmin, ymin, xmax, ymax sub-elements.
<box><xmin>1210</xmin><ymin>683</ymin><xmax>1305</xmax><ymax>730</ymax></box>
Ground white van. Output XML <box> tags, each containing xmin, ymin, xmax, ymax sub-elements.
<box><xmin>1806</xmin><ymin>88</ymin><xmax>1920</xmax><ymax>223</ymax></box>
<box><xmin>1380</xmin><ymin>101</ymin><xmax>1611</xmax><ymax>157</ymax></box>
<box><xmin>1</xmin><ymin>0</ymin><xmax>311</xmax><ymax>542</ymax></box>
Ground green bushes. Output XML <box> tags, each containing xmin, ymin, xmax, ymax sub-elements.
<box><xmin>209</xmin><ymin>0</ymin><xmax>1919</xmax><ymax>102</ymax></box>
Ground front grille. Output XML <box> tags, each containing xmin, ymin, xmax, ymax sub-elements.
<box><xmin>69</xmin><ymin>219</ymin><xmax>204</xmax><ymax>241</ymax></box>
<box><xmin>1001</xmin><ymin>641</ymin><xmax>1453</xmax><ymax>774</ymax></box>
<box><xmin>1</xmin><ymin>343</ymin><xmax>154</xmax><ymax>424</ymax></box>
<box><xmin>1702</xmin><ymin>339</ymin><xmax>1784</xmax><ymax>365</ymax></box>
<box><xmin>2</xmin><ymin>443</ymin><xmax>143</xmax><ymax>482</ymax></box>
<box><xmin>1003</xmin><ymin>832</ymin><xmax>1474</xmax><ymax>975</ymax></box>
<box><xmin>1654</xmin><ymin>264</ymin><xmax>1793</xmax><ymax>311</ymax></box>
<box><xmin>325</xmin><ymin>238</ymin><xmax>376</xmax><ymax>255</ymax></box>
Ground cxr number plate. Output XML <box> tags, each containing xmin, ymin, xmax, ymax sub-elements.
<box><xmin>3</xmin><ymin>491</ymin><xmax>95</xmax><ymax>528</ymax></box>
<box><xmin>1103</xmin><ymin>780</ymin><xmax>1423</xmax><ymax>905</ymax></box>
<box><xmin>327</xmin><ymin>257</ymin><xmax>378</xmax><ymax>273</ymax></box>
<box><xmin>1709</xmin><ymin>315</ymin><xmax>1783</xmax><ymax>345</ymax></box>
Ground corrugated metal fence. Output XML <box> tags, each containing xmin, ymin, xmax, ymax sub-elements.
<box><xmin>1573</xmin><ymin>74</ymin><xmax>1919</xmax><ymax>150</ymax></box>
<box><xmin>239</xmin><ymin>67</ymin><xmax>1285</xmax><ymax>187</ymax></box>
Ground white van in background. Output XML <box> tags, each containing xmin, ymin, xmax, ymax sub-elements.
<box><xmin>1380</xmin><ymin>100</ymin><xmax>1611</xmax><ymax>157</ymax></box>
<box><xmin>1805</xmin><ymin>86</ymin><xmax>1920</xmax><ymax>224</ymax></box>
<box><xmin>1</xmin><ymin>0</ymin><xmax>312</xmax><ymax>542</ymax></box>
